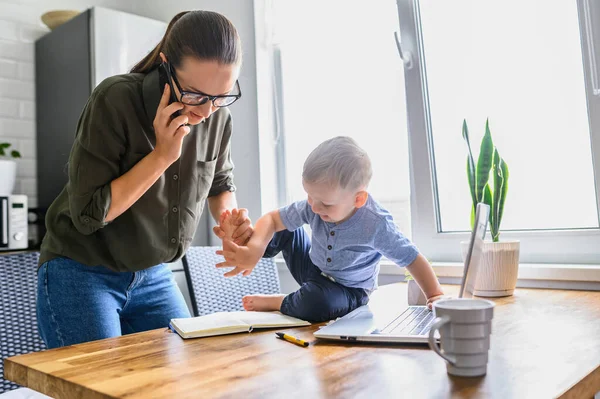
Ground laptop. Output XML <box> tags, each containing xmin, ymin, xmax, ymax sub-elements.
<box><xmin>313</xmin><ymin>203</ymin><xmax>490</xmax><ymax>344</ymax></box>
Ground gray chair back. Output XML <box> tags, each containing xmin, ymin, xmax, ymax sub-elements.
<box><xmin>182</xmin><ymin>246</ymin><xmax>281</xmax><ymax>316</ymax></box>
<box><xmin>0</xmin><ymin>252</ymin><xmax>46</xmax><ymax>394</ymax></box>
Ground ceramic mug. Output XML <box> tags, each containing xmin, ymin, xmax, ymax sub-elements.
<box><xmin>428</xmin><ymin>298</ymin><xmax>495</xmax><ymax>377</ymax></box>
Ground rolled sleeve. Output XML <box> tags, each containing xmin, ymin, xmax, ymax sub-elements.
<box><xmin>208</xmin><ymin>114</ymin><xmax>236</xmax><ymax>197</ymax></box>
<box><xmin>278</xmin><ymin>200</ymin><xmax>314</xmax><ymax>231</ymax></box>
<box><xmin>68</xmin><ymin>85</ymin><xmax>125</xmax><ymax>235</ymax></box>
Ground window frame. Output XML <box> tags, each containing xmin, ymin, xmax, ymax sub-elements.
<box><xmin>396</xmin><ymin>0</ymin><xmax>600</xmax><ymax>265</ymax></box>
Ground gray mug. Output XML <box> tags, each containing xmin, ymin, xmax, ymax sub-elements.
<box><xmin>428</xmin><ymin>298</ymin><xmax>495</xmax><ymax>377</ymax></box>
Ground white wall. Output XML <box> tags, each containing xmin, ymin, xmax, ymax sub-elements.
<box><xmin>0</xmin><ymin>0</ymin><xmax>136</xmax><ymax>209</ymax></box>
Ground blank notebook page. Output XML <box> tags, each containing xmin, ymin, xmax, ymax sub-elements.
<box><xmin>237</xmin><ymin>311</ymin><xmax>311</xmax><ymax>328</ymax></box>
<box><xmin>172</xmin><ymin>311</ymin><xmax>310</xmax><ymax>335</ymax></box>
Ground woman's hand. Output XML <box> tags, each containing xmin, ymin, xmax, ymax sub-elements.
<box><xmin>152</xmin><ymin>84</ymin><xmax>190</xmax><ymax>165</ymax></box>
<box><xmin>229</xmin><ymin>208</ymin><xmax>253</xmax><ymax>245</ymax></box>
<box><xmin>213</xmin><ymin>208</ymin><xmax>253</xmax><ymax>245</ymax></box>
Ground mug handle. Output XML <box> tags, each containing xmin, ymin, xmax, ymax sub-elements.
<box><xmin>428</xmin><ymin>315</ymin><xmax>456</xmax><ymax>366</ymax></box>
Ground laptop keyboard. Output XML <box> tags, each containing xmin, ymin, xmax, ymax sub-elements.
<box><xmin>375</xmin><ymin>306</ymin><xmax>435</xmax><ymax>336</ymax></box>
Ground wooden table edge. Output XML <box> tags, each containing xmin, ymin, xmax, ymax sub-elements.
<box><xmin>4</xmin><ymin>284</ymin><xmax>600</xmax><ymax>399</ymax></box>
<box><xmin>558</xmin><ymin>363</ymin><xmax>600</xmax><ymax>399</ymax></box>
<box><xmin>5</xmin><ymin>353</ymin><xmax>115</xmax><ymax>399</ymax></box>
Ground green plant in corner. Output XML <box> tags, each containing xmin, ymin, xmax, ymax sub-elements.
<box><xmin>0</xmin><ymin>142</ymin><xmax>21</xmax><ymax>158</ymax></box>
<box><xmin>462</xmin><ymin>119</ymin><xmax>509</xmax><ymax>242</ymax></box>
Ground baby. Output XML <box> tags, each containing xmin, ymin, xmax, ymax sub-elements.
<box><xmin>215</xmin><ymin>136</ymin><xmax>444</xmax><ymax>322</ymax></box>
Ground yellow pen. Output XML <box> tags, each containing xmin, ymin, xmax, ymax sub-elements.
<box><xmin>276</xmin><ymin>332</ymin><xmax>309</xmax><ymax>347</ymax></box>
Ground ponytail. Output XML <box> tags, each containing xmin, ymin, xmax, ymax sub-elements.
<box><xmin>130</xmin><ymin>10</ymin><xmax>242</xmax><ymax>74</ymax></box>
<box><xmin>130</xmin><ymin>11</ymin><xmax>189</xmax><ymax>73</ymax></box>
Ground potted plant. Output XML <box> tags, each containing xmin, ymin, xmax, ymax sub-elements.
<box><xmin>405</xmin><ymin>269</ymin><xmax>427</xmax><ymax>306</ymax></box>
<box><xmin>461</xmin><ymin>119</ymin><xmax>520</xmax><ymax>297</ymax></box>
<box><xmin>0</xmin><ymin>142</ymin><xmax>21</xmax><ymax>196</ymax></box>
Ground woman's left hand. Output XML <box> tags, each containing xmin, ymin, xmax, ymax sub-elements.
<box><xmin>213</xmin><ymin>208</ymin><xmax>253</xmax><ymax>245</ymax></box>
<box><xmin>230</xmin><ymin>208</ymin><xmax>253</xmax><ymax>245</ymax></box>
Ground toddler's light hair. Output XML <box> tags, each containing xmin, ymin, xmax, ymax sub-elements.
<box><xmin>302</xmin><ymin>136</ymin><xmax>372</xmax><ymax>191</ymax></box>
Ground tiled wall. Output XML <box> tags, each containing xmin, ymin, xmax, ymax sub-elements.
<box><xmin>0</xmin><ymin>0</ymin><xmax>131</xmax><ymax>209</ymax></box>
<box><xmin>0</xmin><ymin>1</ymin><xmax>43</xmax><ymax>207</ymax></box>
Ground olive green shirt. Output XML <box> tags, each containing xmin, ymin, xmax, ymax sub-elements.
<box><xmin>39</xmin><ymin>67</ymin><xmax>236</xmax><ymax>271</ymax></box>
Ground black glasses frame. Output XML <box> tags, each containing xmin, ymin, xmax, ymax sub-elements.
<box><xmin>164</xmin><ymin>61</ymin><xmax>241</xmax><ymax>108</ymax></box>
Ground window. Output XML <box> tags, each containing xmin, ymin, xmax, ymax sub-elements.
<box><xmin>272</xmin><ymin>0</ymin><xmax>412</xmax><ymax>236</ymax></box>
<box><xmin>397</xmin><ymin>0</ymin><xmax>600</xmax><ymax>264</ymax></box>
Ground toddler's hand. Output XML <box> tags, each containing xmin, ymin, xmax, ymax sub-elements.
<box><xmin>426</xmin><ymin>293</ymin><xmax>446</xmax><ymax>310</ymax></box>
<box><xmin>215</xmin><ymin>239</ymin><xmax>263</xmax><ymax>277</ymax></box>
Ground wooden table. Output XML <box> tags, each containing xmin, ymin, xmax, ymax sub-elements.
<box><xmin>5</xmin><ymin>284</ymin><xmax>600</xmax><ymax>399</ymax></box>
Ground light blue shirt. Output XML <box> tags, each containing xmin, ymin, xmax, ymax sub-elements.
<box><xmin>278</xmin><ymin>195</ymin><xmax>419</xmax><ymax>291</ymax></box>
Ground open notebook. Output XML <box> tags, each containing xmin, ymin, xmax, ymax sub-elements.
<box><xmin>169</xmin><ymin>311</ymin><xmax>311</xmax><ymax>339</ymax></box>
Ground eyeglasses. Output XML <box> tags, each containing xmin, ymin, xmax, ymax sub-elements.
<box><xmin>165</xmin><ymin>62</ymin><xmax>242</xmax><ymax>108</ymax></box>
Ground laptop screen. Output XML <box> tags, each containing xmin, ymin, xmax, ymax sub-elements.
<box><xmin>459</xmin><ymin>203</ymin><xmax>490</xmax><ymax>298</ymax></box>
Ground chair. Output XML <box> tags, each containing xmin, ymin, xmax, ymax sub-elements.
<box><xmin>0</xmin><ymin>252</ymin><xmax>46</xmax><ymax>395</ymax></box>
<box><xmin>182</xmin><ymin>246</ymin><xmax>281</xmax><ymax>316</ymax></box>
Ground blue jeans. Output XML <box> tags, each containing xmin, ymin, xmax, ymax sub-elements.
<box><xmin>264</xmin><ymin>228</ymin><xmax>369</xmax><ymax>323</ymax></box>
<box><xmin>37</xmin><ymin>257</ymin><xmax>191</xmax><ymax>349</ymax></box>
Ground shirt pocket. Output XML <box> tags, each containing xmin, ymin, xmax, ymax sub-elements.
<box><xmin>197</xmin><ymin>159</ymin><xmax>217</xmax><ymax>202</ymax></box>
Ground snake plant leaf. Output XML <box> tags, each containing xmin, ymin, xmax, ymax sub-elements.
<box><xmin>492</xmin><ymin>148</ymin><xmax>503</xmax><ymax>236</ymax></box>
<box><xmin>462</xmin><ymin>120</ymin><xmax>477</xmax><ymax>207</ymax></box>
<box><xmin>466</xmin><ymin>158</ymin><xmax>476</xmax><ymax>219</ymax></box>
<box><xmin>497</xmin><ymin>156</ymin><xmax>509</xmax><ymax>234</ymax></box>
<box><xmin>476</xmin><ymin>119</ymin><xmax>494</xmax><ymax>202</ymax></box>
<box><xmin>483</xmin><ymin>183</ymin><xmax>494</xmax><ymax>240</ymax></box>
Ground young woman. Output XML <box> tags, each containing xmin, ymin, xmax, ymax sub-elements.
<box><xmin>37</xmin><ymin>10</ymin><xmax>251</xmax><ymax>348</ymax></box>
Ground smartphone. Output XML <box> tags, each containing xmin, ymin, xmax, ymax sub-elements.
<box><xmin>158</xmin><ymin>62</ymin><xmax>182</xmax><ymax>118</ymax></box>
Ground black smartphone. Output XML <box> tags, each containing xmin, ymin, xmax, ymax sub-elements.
<box><xmin>158</xmin><ymin>62</ymin><xmax>182</xmax><ymax>118</ymax></box>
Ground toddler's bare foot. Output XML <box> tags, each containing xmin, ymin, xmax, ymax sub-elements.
<box><xmin>243</xmin><ymin>294</ymin><xmax>286</xmax><ymax>312</ymax></box>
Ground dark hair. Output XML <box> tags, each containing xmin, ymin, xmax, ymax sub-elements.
<box><xmin>130</xmin><ymin>10</ymin><xmax>242</xmax><ymax>73</ymax></box>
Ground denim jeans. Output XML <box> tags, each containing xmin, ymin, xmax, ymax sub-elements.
<box><xmin>263</xmin><ymin>228</ymin><xmax>369</xmax><ymax>323</ymax></box>
<box><xmin>37</xmin><ymin>257</ymin><xmax>191</xmax><ymax>349</ymax></box>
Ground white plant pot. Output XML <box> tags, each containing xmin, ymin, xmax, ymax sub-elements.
<box><xmin>407</xmin><ymin>279</ymin><xmax>427</xmax><ymax>306</ymax></box>
<box><xmin>461</xmin><ymin>240</ymin><xmax>520</xmax><ymax>297</ymax></box>
<box><xmin>0</xmin><ymin>159</ymin><xmax>16</xmax><ymax>196</ymax></box>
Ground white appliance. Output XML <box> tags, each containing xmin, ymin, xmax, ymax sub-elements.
<box><xmin>314</xmin><ymin>203</ymin><xmax>490</xmax><ymax>344</ymax></box>
<box><xmin>0</xmin><ymin>195</ymin><xmax>28</xmax><ymax>251</ymax></box>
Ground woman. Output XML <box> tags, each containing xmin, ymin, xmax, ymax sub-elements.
<box><xmin>37</xmin><ymin>10</ymin><xmax>252</xmax><ymax>349</ymax></box>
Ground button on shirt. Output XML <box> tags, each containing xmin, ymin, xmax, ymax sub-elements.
<box><xmin>278</xmin><ymin>195</ymin><xmax>419</xmax><ymax>291</ymax></box>
<box><xmin>39</xmin><ymin>68</ymin><xmax>236</xmax><ymax>271</ymax></box>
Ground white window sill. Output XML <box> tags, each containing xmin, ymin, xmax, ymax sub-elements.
<box><xmin>275</xmin><ymin>259</ymin><xmax>600</xmax><ymax>291</ymax></box>
<box><xmin>383</xmin><ymin>261</ymin><xmax>600</xmax><ymax>281</ymax></box>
